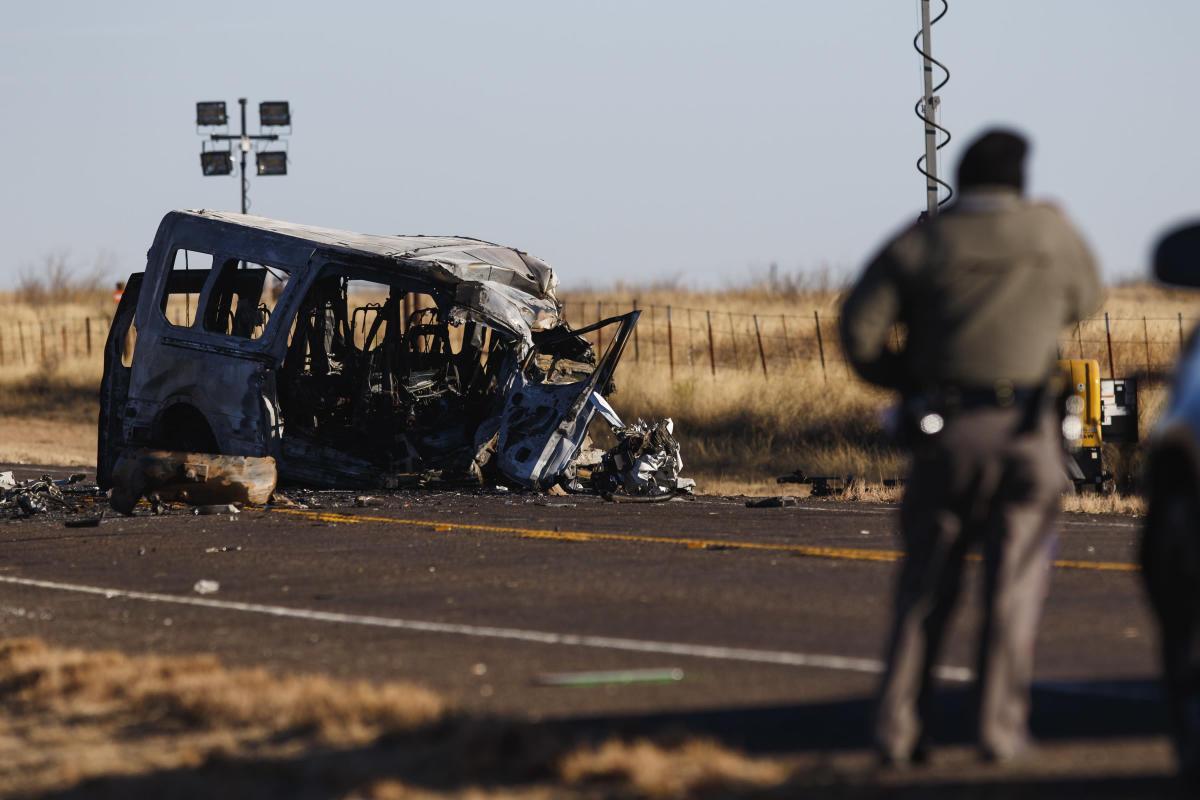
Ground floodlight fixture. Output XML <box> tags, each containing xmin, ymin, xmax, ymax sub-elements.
<box><xmin>255</xmin><ymin>151</ymin><xmax>288</xmax><ymax>176</ymax></box>
<box><xmin>259</xmin><ymin>101</ymin><xmax>290</xmax><ymax>127</ymax></box>
<box><xmin>196</xmin><ymin>101</ymin><xmax>228</xmax><ymax>126</ymax></box>
<box><xmin>196</xmin><ymin>97</ymin><xmax>293</xmax><ymax>211</ymax></box>
<box><xmin>200</xmin><ymin>150</ymin><xmax>233</xmax><ymax>176</ymax></box>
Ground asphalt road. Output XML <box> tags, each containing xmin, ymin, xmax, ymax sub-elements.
<box><xmin>0</xmin><ymin>463</ymin><xmax>1183</xmax><ymax>796</ymax></box>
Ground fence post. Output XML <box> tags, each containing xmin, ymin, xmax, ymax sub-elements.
<box><xmin>1076</xmin><ymin>321</ymin><xmax>1084</xmax><ymax>359</ymax></box>
<box><xmin>706</xmin><ymin>310</ymin><xmax>716</xmax><ymax>377</ymax></box>
<box><xmin>19</xmin><ymin>322</ymin><xmax>27</xmax><ymax>365</ymax></box>
<box><xmin>727</xmin><ymin>312</ymin><xmax>739</xmax><ymax>367</ymax></box>
<box><xmin>632</xmin><ymin>298</ymin><xmax>639</xmax><ymax>361</ymax></box>
<box><xmin>61</xmin><ymin>322</ymin><xmax>68</xmax><ymax>358</ymax></box>
<box><xmin>650</xmin><ymin>305</ymin><xmax>657</xmax><ymax>363</ymax></box>
<box><xmin>753</xmin><ymin>314</ymin><xmax>768</xmax><ymax>378</ymax></box>
<box><xmin>0</xmin><ymin>326</ymin><xmax>4</xmax><ymax>367</ymax></box>
<box><xmin>86</xmin><ymin>318</ymin><xmax>93</xmax><ymax>356</ymax></box>
<box><xmin>1143</xmin><ymin>316</ymin><xmax>1151</xmax><ymax>373</ymax></box>
<box><xmin>1104</xmin><ymin>312</ymin><xmax>1115</xmax><ymax>378</ymax></box>
<box><xmin>780</xmin><ymin>314</ymin><xmax>794</xmax><ymax>363</ymax></box>
<box><xmin>1180</xmin><ymin>312</ymin><xmax>1185</xmax><ymax>353</ymax></box>
<box><xmin>596</xmin><ymin>301</ymin><xmax>604</xmax><ymax>352</ymax></box>
<box><xmin>40</xmin><ymin>322</ymin><xmax>47</xmax><ymax>363</ymax></box>
<box><xmin>666</xmin><ymin>305</ymin><xmax>674</xmax><ymax>379</ymax></box>
<box><xmin>814</xmin><ymin>310</ymin><xmax>828</xmax><ymax>383</ymax></box>
<box><xmin>686</xmin><ymin>308</ymin><xmax>694</xmax><ymax>370</ymax></box>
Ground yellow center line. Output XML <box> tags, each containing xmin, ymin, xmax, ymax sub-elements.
<box><xmin>265</xmin><ymin>507</ymin><xmax>1137</xmax><ymax>572</ymax></box>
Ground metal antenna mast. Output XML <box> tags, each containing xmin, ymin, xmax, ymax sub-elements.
<box><xmin>915</xmin><ymin>0</ymin><xmax>952</xmax><ymax>215</ymax></box>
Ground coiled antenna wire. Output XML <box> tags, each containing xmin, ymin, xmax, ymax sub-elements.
<box><xmin>915</xmin><ymin>0</ymin><xmax>952</xmax><ymax>214</ymax></box>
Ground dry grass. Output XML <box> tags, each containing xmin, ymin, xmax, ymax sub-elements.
<box><xmin>0</xmin><ymin>637</ymin><xmax>792</xmax><ymax>799</ymax></box>
<box><xmin>559</xmin><ymin>737</ymin><xmax>788</xmax><ymax>798</ymax></box>
<box><xmin>0</xmin><ymin>637</ymin><xmax>445</xmax><ymax>798</ymax></box>
<box><xmin>0</xmin><ymin>359</ymin><xmax>101</xmax><ymax>420</ymax></box>
<box><xmin>1064</xmin><ymin>491</ymin><xmax>1145</xmax><ymax>516</ymax></box>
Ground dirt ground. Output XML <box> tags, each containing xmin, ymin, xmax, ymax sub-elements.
<box><xmin>0</xmin><ymin>417</ymin><xmax>95</xmax><ymax>467</ymax></box>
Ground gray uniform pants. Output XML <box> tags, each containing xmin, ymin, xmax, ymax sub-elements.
<box><xmin>875</xmin><ymin>403</ymin><xmax>1063</xmax><ymax>760</ymax></box>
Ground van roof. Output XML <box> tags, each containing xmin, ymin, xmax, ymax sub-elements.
<box><xmin>172</xmin><ymin>209</ymin><xmax>558</xmax><ymax>299</ymax></box>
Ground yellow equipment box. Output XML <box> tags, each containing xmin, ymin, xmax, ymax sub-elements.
<box><xmin>1056</xmin><ymin>359</ymin><xmax>1139</xmax><ymax>492</ymax></box>
<box><xmin>1058</xmin><ymin>359</ymin><xmax>1103</xmax><ymax>449</ymax></box>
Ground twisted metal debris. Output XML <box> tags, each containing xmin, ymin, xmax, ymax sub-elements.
<box><xmin>0</xmin><ymin>472</ymin><xmax>93</xmax><ymax>518</ymax></box>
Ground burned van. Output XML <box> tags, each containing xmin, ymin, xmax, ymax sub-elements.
<box><xmin>98</xmin><ymin>210</ymin><xmax>639</xmax><ymax>492</ymax></box>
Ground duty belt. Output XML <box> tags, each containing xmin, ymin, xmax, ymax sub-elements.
<box><xmin>937</xmin><ymin>382</ymin><xmax>1043</xmax><ymax>411</ymax></box>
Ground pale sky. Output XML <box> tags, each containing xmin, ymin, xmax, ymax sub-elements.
<box><xmin>2</xmin><ymin>1</ymin><xmax>1196</xmax><ymax>289</ymax></box>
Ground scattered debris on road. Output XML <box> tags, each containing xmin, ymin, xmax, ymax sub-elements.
<box><xmin>193</xmin><ymin>504</ymin><xmax>241</xmax><ymax>516</ymax></box>
<box><xmin>775</xmin><ymin>472</ymin><xmax>856</xmax><ymax>497</ymax></box>
<box><xmin>745</xmin><ymin>496</ymin><xmax>798</xmax><ymax>508</ymax></box>
<box><xmin>192</xmin><ymin>579</ymin><xmax>220</xmax><ymax>595</ymax></box>
<box><xmin>777</xmin><ymin>470</ymin><xmax>905</xmax><ymax>498</ymax></box>
<box><xmin>1</xmin><ymin>471</ymin><xmax>95</xmax><ymax>520</ymax></box>
<box><xmin>776</xmin><ymin>469</ymin><xmax>809</xmax><ymax>485</ymax></box>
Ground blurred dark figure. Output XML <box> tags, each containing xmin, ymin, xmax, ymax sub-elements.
<box><xmin>1143</xmin><ymin>219</ymin><xmax>1200</xmax><ymax>787</ymax></box>
<box><xmin>840</xmin><ymin>128</ymin><xmax>1100</xmax><ymax>764</ymax></box>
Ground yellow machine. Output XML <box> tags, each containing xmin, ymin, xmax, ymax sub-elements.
<box><xmin>1057</xmin><ymin>359</ymin><xmax>1138</xmax><ymax>492</ymax></box>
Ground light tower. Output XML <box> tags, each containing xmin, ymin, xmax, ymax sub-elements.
<box><xmin>195</xmin><ymin>99</ymin><xmax>292</xmax><ymax>214</ymax></box>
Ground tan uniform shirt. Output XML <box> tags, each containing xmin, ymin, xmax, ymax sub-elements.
<box><xmin>840</xmin><ymin>187</ymin><xmax>1101</xmax><ymax>391</ymax></box>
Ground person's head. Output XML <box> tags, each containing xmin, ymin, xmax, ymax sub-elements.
<box><xmin>956</xmin><ymin>128</ymin><xmax>1028</xmax><ymax>193</ymax></box>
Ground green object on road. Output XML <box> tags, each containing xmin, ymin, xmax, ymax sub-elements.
<box><xmin>536</xmin><ymin>667</ymin><xmax>684</xmax><ymax>687</ymax></box>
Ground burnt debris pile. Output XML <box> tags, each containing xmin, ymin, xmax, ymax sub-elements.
<box><xmin>0</xmin><ymin>471</ymin><xmax>99</xmax><ymax>519</ymax></box>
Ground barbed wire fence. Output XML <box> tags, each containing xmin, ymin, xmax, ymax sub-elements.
<box><xmin>0</xmin><ymin>303</ymin><xmax>1195</xmax><ymax>382</ymax></box>
<box><xmin>563</xmin><ymin>300</ymin><xmax>1199</xmax><ymax>382</ymax></box>
<box><xmin>0</xmin><ymin>317</ymin><xmax>112</xmax><ymax>368</ymax></box>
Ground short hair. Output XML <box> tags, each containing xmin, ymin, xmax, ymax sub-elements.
<box><xmin>956</xmin><ymin>129</ymin><xmax>1028</xmax><ymax>192</ymax></box>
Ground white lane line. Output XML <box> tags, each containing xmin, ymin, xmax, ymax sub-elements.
<box><xmin>0</xmin><ymin>574</ymin><xmax>972</xmax><ymax>682</ymax></box>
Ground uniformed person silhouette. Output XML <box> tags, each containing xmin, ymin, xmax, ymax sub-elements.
<box><xmin>840</xmin><ymin>128</ymin><xmax>1100</xmax><ymax>764</ymax></box>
